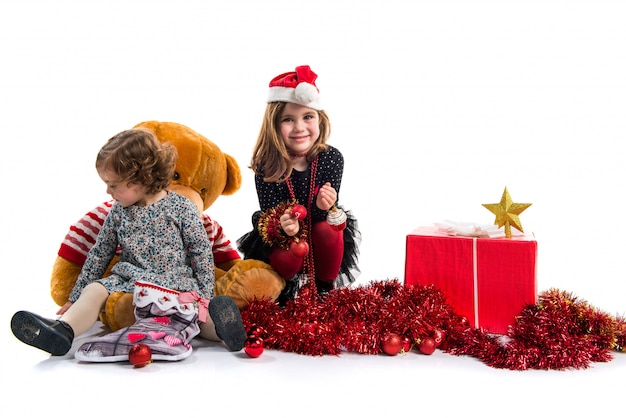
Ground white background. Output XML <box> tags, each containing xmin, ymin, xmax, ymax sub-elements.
<box><xmin>1</xmin><ymin>1</ymin><xmax>625</xmax><ymax>416</ymax></box>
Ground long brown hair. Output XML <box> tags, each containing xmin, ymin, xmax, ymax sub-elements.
<box><xmin>249</xmin><ymin>102</ymin><xmax>331</xmax><ymax>182</ymax></box>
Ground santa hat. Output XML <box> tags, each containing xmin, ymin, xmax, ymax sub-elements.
<box><xmin>267</xmin><ymin>65</ymin><xmax>323</xmax><ymax>110</ymax></box>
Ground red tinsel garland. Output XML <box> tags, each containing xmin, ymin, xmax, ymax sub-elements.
<box><xmin>240</xmin><ymin>279</ymin><xmax>626</xmax><ymax>370</ymax></box>
<box><xmin>257</xmin><ymin>200</ymin><xmax>303</xmax><ymax>250</ymax></box>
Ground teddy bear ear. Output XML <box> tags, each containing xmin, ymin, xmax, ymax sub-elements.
<box><xmin>221</xmin><ymin>153</ymin><xmax>242</xmax><ymax>196</ymax></box>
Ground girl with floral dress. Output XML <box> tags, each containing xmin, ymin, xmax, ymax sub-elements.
<box><xmin>11</xmin><ymin>128</ymin><xmax>246</xmax><ymax>360</ymax></box>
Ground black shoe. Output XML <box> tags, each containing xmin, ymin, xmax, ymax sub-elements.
<box><xmin>10</xmin><ymin>311</ymin><xmax>74</xmax><ymax>356</ymax></box>
<box><xmin>209</xmin><ymin>296</ymin><xmax>246</xmax><ymax>352</ymax></box>
<box><xmin>316</xmin><ymin>280</ymin><xmax>335</xmax><ymax>297</ymax></box>
<box><xmin>277</xmin><ymin>278</ymin><xmax>299</xmax><ymax>307</ymax></box>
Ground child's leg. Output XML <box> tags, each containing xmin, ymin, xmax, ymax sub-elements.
<box><xmin>312</xmin><ymin>221</ymin><xmax>344</xmax><ymax>282</ymax></box>
<box><xmin>198</xmin><ymin>320</ymin><xmax>220</xmax><ymax>341</ymax></box>
<box><xmin>269</xmin><ymin>247</ymin><xmax>304</xmax><ymax>280</ymax></box>
<box><xmin>10</xmin><ymin>283</ymin><xmax>108</xmax><ymax>356</ymax></box>
<box><xmin>60</xmin><ymin>282</ymin><xmax>109</xmax><ymax>336</ymax></box>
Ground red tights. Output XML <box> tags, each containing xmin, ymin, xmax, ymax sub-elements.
<box><xmin>269</xmin><ymin>221</ymin><xmax>344</xmax><ymax>282</ymax></box>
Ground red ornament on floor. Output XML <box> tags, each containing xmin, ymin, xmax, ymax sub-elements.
<box><xmin>418</xmin><ymin>337</ymin><xmax>436</xmax><ymax>355</ymax></box>
<box><xmin>401</xmin><ymin>335</ymin><xmax>413</xmax><ymax>353</ymax></box>
<box><xmin>246</xmin><ymin>324</ymin><xmax>265</xmax><ymax>339</ymax></box>
<box><xmin>381</xmin><ymin>332</ymin><xmax>403</xmax><ymax>356</ymax></box>
<box><xmin>433</xmin><ymin>329</ymin><xmax>445</xmax><ymax>347</ymax></box>
<box><xmin>129</xmin><ymin>343</ymin><xmax>152</xmax><ymax>367</ymax></box>
<box><xmin>244</xmin><ymin>337</ymin><xmax>264</xmax><ymax>358</ymax></box>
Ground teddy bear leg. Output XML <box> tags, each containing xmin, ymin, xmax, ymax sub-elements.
<box><xmin>215</xmin><ymin>260</ymin><xmax>285</xmax><ymax>309</ymax></box>
<box><xmin>99</xmin><ymin>292</ymin><xmax>135</xmax><ymax>331</ymax></box>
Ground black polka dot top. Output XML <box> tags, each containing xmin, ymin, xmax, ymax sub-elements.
<box><xmin>254</xmin><ymin>145</ymin><xmax>344</xmax><ymax>222</ymax></box>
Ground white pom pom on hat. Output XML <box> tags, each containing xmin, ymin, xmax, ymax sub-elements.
<box><xmin>267</xmin><ymin>65</ymin><xmax>323</xmax><ymax>110</ymax></box>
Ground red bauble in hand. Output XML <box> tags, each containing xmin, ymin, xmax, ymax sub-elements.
<box><xmin>291</xmin><ymin>205</ymin><xmax>307</xmax><ymax>220</ymax></box>
<box><xmin>326</xmin><ymin>207</ymin><xmax>347</xmax><ymax>231</ymax></box>
<box><xmin>129</xmin><ymin>343</ymin><xmax>152</xmax><ymax>368</ymax></box>
<box><xmin>381</xmin><ymin>332</ymin><xmax>403</xmax><ymax>356</ymax></box>
<box><xmin>418</xmin><ymin>337</ymin><xmax>436</xmax><ymax>355</ymax></box>
<box><xmin>289</xmin><ymin>240</ymin><xmax>309</xmax><ymax>257</ymax></box>
<box><xmin>244</xmin><ymin>337</ymin><xmax>264</xmax><ymax>358</ymax></box>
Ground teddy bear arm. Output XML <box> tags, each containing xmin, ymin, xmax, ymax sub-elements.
<box><xmin>50</xmin><ymin>256</ymin><xmax>83</xmax><ymax>306</ymax></box>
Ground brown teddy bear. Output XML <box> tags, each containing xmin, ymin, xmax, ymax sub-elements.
<box><xmin>50</xmin><ymin>120</ymin><xmax>285</xmax><ymax>331</ymax></box>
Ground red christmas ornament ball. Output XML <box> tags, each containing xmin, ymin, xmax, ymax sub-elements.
<box><xmin>381</xmin><ymin>332</ymin><xmax>403</xmax><ymax>356</ymax></box>
<box><xmin>129</xmin><ymin>343</ymin><xmax>152</xmax><ymax>367</ymax></box>
<box><xmin>326</xmin><ymin>208</ymin><xmax>347</xmax><ymax>231</ymax></box>
<box><xmin>433</xmin><ymin>329</ymin><xmax>445</xmax><ymax>347</ymax></box>
<box><xmin>289</xmin><ymin>240</ymin><xmax>309</xmax><ymax>257</ymax></box>
<box><xmin>244</xmin><ymin>337</ymin><xmax>264</xmax><ymax>358</ymax></box>
<box><xmin>401</xmin><ymin>335</ymin><xmax>413</xmax><ymax>353</ymax></box>
<box><xmin>418</xmin><ymin>337</ymin><xmax>436</xmax><ymax>355</ymax></box>
<box><xmin>291</xmin><ymin>205</ymin><xmax>307</xmax><ymax>220</ymax></box>
<box><xmin>246</xmin><ymin>324</ymin><xmax>265</xmax><ymax>339</ymax></box>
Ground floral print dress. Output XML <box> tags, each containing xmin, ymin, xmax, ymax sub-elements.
<box><xmin>68</xmin><ymin>191</ymin><xmax>214</xmax><ymax>302</ymax></box>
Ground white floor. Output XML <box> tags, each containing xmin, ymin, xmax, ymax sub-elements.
<box><xmin>3</xmin><ymin>292</ymin><xmax>626</xmax><ymax>418</ymax></box>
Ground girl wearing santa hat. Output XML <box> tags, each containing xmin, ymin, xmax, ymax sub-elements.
<box><xmin>237</xmin><ymin>65</ymin><xmax>360</xmax><ymax>302</ymax></box>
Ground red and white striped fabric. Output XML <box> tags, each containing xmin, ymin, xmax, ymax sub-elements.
<box><xmin>57</xmin><ymin>200</ymin><xmax>241</xmax><ymax>267</ymax></box>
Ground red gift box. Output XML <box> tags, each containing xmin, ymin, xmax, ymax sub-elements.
<box><xmin>404</xmin><ymin>226</ymin><xmax>538</xmax><ymax>334</ymax></box>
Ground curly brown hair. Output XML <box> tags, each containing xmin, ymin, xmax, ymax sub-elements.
<box><xmin>249</xmin><ymin>102</ymin><xmax>330</xmax><ymax>183</ymax></box>
<box><xmin>95</xmin><ymin>128</ymin><xmax>177</xmax><ymax>195</ymax></box>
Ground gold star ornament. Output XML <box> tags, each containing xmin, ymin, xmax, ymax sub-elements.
<box><xmin>482</xmin><ymin>187</ymin><xmax>532</xmax><ymax>238</ymax></box>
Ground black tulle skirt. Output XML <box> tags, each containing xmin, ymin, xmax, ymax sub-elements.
<box><xmin>236</xmin><ymin>207</ymin><xmax>361</xmax><ymax>301</ymax></box>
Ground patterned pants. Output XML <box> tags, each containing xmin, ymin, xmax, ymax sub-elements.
<box><xmin>75</xmin><ymin>281</ymin><xmax>201</xmax><ymax>362</ymax></box>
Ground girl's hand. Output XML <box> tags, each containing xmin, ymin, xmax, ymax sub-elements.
<box><xmin>280</xmin><ymin>209</ymin><xmax>300</xmax><ymax>236</ymax></box>
<box><xmin>316</xmin><ymin>182</ymin><xmax>337</xmax><ymax>211</ymax></box>
<box><xmin>56</xmin><ymin>301</ymin><xmax>73</xmax><ymax>316</ymax></box>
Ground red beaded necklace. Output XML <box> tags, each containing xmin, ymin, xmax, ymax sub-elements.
<box><xmin>289</xmin><ymin>152</ymin><xmax>308</xmax><ymax>159</ymax></box>
<box><xmin>286</xmin><ymin>156</ymin><xmax>319</xmax><ymax>282</ymax></box>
